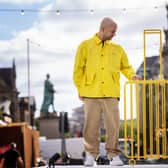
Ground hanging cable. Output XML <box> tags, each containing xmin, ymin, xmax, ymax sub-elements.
<box><xmin>0</xmin><ymin>5</ymin><xmax>164</xmax><ymax>15</ymax></box>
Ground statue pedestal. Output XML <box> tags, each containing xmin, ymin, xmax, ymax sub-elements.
<box><xmin>39</xmin><ymin>113</ymin><xmax>60</xmax><ymax>139</ymax></box>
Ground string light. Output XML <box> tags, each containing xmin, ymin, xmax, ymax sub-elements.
<box><xmin>122</xmin><ymin>8</ymin><xmax>127</xmax><ymax>14</ymax></box>
<box><xmin>0</xmin><ymin>5</ymin><xmax>164</xmax><ymax>15</ymax></box>
<box><xmin>154</xmin><ymin>6</ymin><xmax>159</xmax><ymax>11</ymax></box>
<box><xmin>90</xmin><ymin>9</ymin><xmax>94</xmax><ymax>15</ymax></box>
<box><xmin>56</xmin><ymin>10</ymin><xmax>60</xmax><ymax>15</ymax></box>
<box><xmin>20</xmin><ymin>9</ymin><xmax>24</xmax><ymax>15</ymax></box>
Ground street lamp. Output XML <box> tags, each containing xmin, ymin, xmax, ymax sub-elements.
<box><xmin>27</xmin><ymin>38</ymin><xmax>31</xmax><ymax>114</ymax></box>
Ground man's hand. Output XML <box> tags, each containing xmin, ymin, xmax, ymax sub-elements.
<box><xmin>132</xmin><ymin>74</ymin><xmax>142</xmax><ymax>80</ymax></box>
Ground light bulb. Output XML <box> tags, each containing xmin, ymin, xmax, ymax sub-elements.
<box><xmin>122</xmin><ymin>8</ymin><xmax>127</xmax><ymax>14</ymax></box>
<box><xmin>90</xmin><ymin>9</ymin><xmax>94</xmax><ymax>15</ymax></box>
<box><xmin>154</xmin><ymin>6</ymin><xmax>158</xmax><ymax>11</ymax></box>
<box><xmin>20</xmin><ymin>9</ymin><xmax>25</xmax><ymax>15</ymax></box>
<box><xmin>56</xmin><ymin>10</ymin><xmax>60</xmax><ymax>15</ymax></box>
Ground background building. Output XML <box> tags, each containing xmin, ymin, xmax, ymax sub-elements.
<box><xmin>0</xmin><ymin>60</ymin><xmax>36</xmax><ymax>126</ymax></box>
<box><xmin>0</xmin><ymin>60</ymin><xmax>20</xmax><ymax>121</ymax></box>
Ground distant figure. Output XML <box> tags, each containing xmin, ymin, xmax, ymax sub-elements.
<box><xmin>0</xmin><ymin>96</ymin><xmax>11</xmax><ymax>115</ymax></box>
<box><xmin>1</xmin><ymin>142</ymin><xmax>24</xmax><ymax>168</ymax></box>
<box><xmin>0</xmin><ymin>96</ymin><xmax>12</xmax><ymax>123</ymax></box>
<box><xmin>40</xmin><ymin>74</ymin><xmax>56</xmax><ymax>116</ymax></box>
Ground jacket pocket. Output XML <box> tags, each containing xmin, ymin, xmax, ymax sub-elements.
<box><xmin>111</xmin><ymin>71</ymin><xmax>120</xmax><ymax>84</ymax></box>
<box><xmin>85</xmin><ymin>71</ymin><xmax>96</xmax><ymax>85</ymax></box>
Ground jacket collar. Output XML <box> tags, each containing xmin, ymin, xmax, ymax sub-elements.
<box><xmin>93</xmin><ymin>33</ymin><xmax>110</xmax><ymax>45</ymax></box>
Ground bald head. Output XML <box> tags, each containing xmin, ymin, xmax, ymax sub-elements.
<box><xmin>98</xmin><ymin>17</ymin><xmax>117</xmax><ymax>41</ymax></box>
<box><xmin>100</xmin><ymin>17</ymin><xmax>117</xmax><ymax>30</ymax></box>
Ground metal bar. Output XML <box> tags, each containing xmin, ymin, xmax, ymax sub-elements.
<box><xmin>144</xmin><ymin>30</ymin><xmax>162</xmax><ymax>80</ymax></box>
<box><xmin>130</xmin><ymin>83</ymin><xmax>134</xmax><ymax>158</ymax></box>
<box><xmin>142</xmin><ymin>83</ymin><xmax>147</xmax><ymax>158</ymax></box>
<box><xmin>124</xmin><ymin>82</ymin><xmax>129</xmax><ymax>157</ymax></box>
<box><xmin>27</xmin><ymin>39</ymin><xmax>31</xmax><ymax>115</ymax></box>
<box><xmin>144</xmin><ymin>29</ymin><xmax>162</xmax><ymax>34</ymax></box>
<box><xmin>162</xmin><ymin>82</ymin><xmax>166</xmax><ymax>157</ymax></box>
<box><xmin>136</xmin><ymin>83</ymin><xmax>140</xmax><ymax>159</ymax></box>
<box><xmin>143</xmin><ymin>31</ymin><xmax>146</xmax><ymax>80</ymax></box>
<box><xmin>149</xmin><ymin>82</ymin><xmax>154</xmax><ymax>156</ymax></box>
<box><xmin>165</xmin><ymin>83</ymin><xmax>167</xmax><ymax>157</ymax></box>
<box><xmin>159</xmin><ymin>31</ymin><xmax>163</xmax><ymax>80</ymax></box>
<box><xmin>127</xmin><ymin>80</ymin><xmax>168</xmax><ymax>84</ymax></box>
<box><xmin>155</xmin><ymin>83</ymin><xmax>160</xmax><ymax>157</ymax></box>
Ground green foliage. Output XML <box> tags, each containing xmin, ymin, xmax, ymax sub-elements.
<box><xmin>101</xmin><ymin>134</ymin><xmax>106</xmax><ymax>142</ymax></box>
<box><xmin>100</xmin><ymin>120</ymin><xmax>137</xmax><ymax>142</ymax></box>
<box><xmin>0</xmin><ymin>110</ymin><xmax>3</xmax><ymax>120</ymax></box>
<box><xmin>65</xmin><ymin>132</ymin><xmax>72</xmax><ymax>138</ymax></box>
<box><xmin>35</xmin><ymin>118</ymin><xmax>40</xmax><ymax>130</ymax></box>
<box><xmin>120</xmin><ymin>119</ymin><xmax>137</xmax><ymax>140</ymax></box>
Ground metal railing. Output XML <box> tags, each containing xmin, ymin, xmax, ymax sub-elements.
<box><xmin>124</xmin><ymin>29</ymin><xmax>168</xmax><ymax>164</ymax></box>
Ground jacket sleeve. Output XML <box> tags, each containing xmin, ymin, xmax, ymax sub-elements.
<box><xmin>73</xmin><ymin>43</ymin><xmax>86</xmax><ymax>92</ymax></box>
<box><xmin>120</xmin><ymin>47</ymin><xmax>135</xmax><ymax>80</ymax></box>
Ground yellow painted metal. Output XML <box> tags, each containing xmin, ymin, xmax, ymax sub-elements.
<box><xmin>136</xmin><ymin>83</ymin><xmax>140</xmax><ymax>159</ymax></box>
<box><xmin>143</xmin><ymin>29</ymin><xmax>162</xmax><ymax>80</ymax></box>
<box><xmin>124</xmin><ymin>29</ymin><xmax>168</xmax><ymax>162</ymax></box>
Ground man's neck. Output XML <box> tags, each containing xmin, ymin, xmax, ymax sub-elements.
<box><xmin>97</xmin><ymin>32</ymin><xmax>104</xmax><ymax>41</ymax></box>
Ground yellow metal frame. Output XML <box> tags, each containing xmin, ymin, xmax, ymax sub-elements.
<box><xmin>143</xmin><ymin>29</ymin><xmax>163</xmax><ymax>80</ymax></box>
<box><xmin>124</xmin><ymin>29</ymin><xmax>168</xmax><ymax>163</ymax></box>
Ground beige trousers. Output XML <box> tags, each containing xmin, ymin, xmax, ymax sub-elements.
<box><xmin>83</xmin><ymin>98</ymin><xmax>121</xmax><ymax>160</ymax></box>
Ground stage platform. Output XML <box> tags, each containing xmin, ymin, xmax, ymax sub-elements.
<box><xmin>38</xmin><ymin>165</ymin><xmax>168</xmax><ymax>168</ymax></box>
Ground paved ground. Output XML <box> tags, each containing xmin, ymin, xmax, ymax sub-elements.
<box><xmin>38</xmin><ymin>165</ymin><xmax>168</xmax><ymax>168</ymax></box>
<box><xmin>36</xmin><ymin>155</ymin><xmax>168</xmax><ymax>168</ymax></box>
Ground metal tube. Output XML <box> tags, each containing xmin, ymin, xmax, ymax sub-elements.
<box><xmin>124</xmin><ymin>82</ymin><xmax>129</xmax><ymax>157</ymax></box>
<box><xmin>143</xmin><ymin>31</ymin><xmax>146</xmax><ymax>80</ymax></box>
<box><xmin>155</xmin><ymin>83</ymin><xmax>160</xmax><ymax>157</ymax></box>
<box><xmin>130</xmin><ymin>83</ymin><xmax>134</xmax><ymax>158</ymax></box>
<box><xmin>142</xmin><ymin>83</ymin><xmax>147</xmax><ymax>158</ymax></box>
<box><xmin>136</xmin><ymin>83</ymin><xmax>140</xmax><ymax>159</ymax></box>
<box><xmin>27</xmin><ymin>39</ymin><xmax>31</xmax><ymax>114</ymax></box>
<box><xmin>149</xmin><ymin>82</ymin><xmax>154</xmax><ymax>156</ymax></box>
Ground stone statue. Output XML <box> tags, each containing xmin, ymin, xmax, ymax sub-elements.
<box><xmin>40</xmin><ymin>74</ymin><xmax>56</xmax><ymax>116</ymax></box>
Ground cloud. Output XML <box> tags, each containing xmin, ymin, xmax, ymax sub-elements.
<box><xmin>0</xmin><ymin>0</ymin><xmax>47</xmax><ymax>4</ymax></box>
<box><xmin>0</xmin><ymin>0</ymin><xmax>167</xmax><ymax>118</ymax></box>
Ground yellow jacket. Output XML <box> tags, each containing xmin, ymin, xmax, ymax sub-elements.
<box><xmin>73</xmin><ymin>34</ymin><xmax>135</xmax><ymax>98</ymax></box>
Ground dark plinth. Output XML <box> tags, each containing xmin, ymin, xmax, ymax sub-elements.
<box><xmin>39</xmin><ymin>113</ymin><xmax>60</xmax><ymax>139</ymax></box>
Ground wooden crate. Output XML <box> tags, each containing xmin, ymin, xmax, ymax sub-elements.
<box><xmin>0</xmin><ymin>122</ymin><xmax>39</xmax><ymax>168</ymax></box>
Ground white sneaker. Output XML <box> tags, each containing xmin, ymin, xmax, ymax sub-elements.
<box><xmin>84</xmin><ymin>152</ymin><xmax>96</xmax><ymax>167</ymax></box>
<box><xmin>110</xmin><ymin>155</ymin><xmax>124</xmax><ymax>166</ymax></box>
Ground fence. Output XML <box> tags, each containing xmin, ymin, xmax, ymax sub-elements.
<box><xmin>124</xmin><ymin>29</ymin><xmax>168</xmax><ymax>164</ymax></box>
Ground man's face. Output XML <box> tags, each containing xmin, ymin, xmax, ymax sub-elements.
<box><xmin>103</xmin><ymin>24</ymin><xmax>117</xmax><ymax>40</ymax></box>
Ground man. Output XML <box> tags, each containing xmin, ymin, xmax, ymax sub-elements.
<box><xmin>40</xmin><ymin>74</ymin><xmax>56</xmax><ymax>116</ymax></box>
<box><xmin>1</xmin><ymin>142</ymin><xmax>24</xmax><ymax>168</ymax></box>
<box><xmin>0</xmin><ymin>96</ymin><xmax>12</xmax><ymax>123</ymax></box>
<box><xmin>73</xmin><ymin>17</ymin><xmax>141</xmax><ymax>166</ymax></box>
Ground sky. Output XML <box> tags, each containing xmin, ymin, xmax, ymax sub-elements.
<box><xmin>0</xmin><ymin>0</ymin><xmax>167</xmax><ymax>118</ymax></box>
